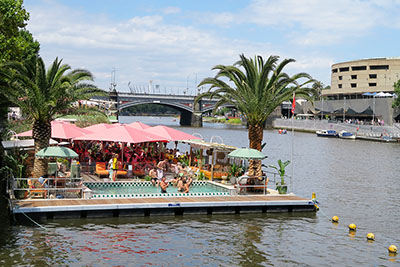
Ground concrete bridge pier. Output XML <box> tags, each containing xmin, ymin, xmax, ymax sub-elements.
<box><xmin>191</xmin><ymin>112</ymin><xmax>203</xmax><ymax>127</ymax></box>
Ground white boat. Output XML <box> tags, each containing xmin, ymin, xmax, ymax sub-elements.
<box><xmin>338</xmin><ymin>131</ymin><xmax>356</xmax><ymax>139</ymax></box>
<box><xmin>316</xmin><ymin>130</ymin><xmax>337</xmax><ymax>137</ymax></box>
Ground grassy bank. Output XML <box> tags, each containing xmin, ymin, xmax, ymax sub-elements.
<box><xmin>203</xmin><ymin>117</ymin><xmax>242</xmax><ymax>124</ymax></box>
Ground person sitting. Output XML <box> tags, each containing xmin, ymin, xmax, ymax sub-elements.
<box><xmin>177</xmin><ymin>177</ymin><xmax>185</xmax><ymax>192</ymax></box>
<box><xmin>38</xmin><ymin>175</ymin><xmax>49</xmax><ymax>188</ymax></box>
<box><xmin>186</xmin><ymin>176</ymin><xmax>193</xmax><ymax>187</ymax></box>
<box><xmin>160</xmin><ymin>176</ymin><xmax>169</xmax><ymax>193</ymax></box>
<box><xmin>149</xmin><ymin>167</ymin><xmax>159</xmax><ymax>186</ymax></box>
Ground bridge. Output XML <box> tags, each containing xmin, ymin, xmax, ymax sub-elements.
<box><xmin>107</xmin><ymin>91</ymin><xmax>234</xmax><ymax>127</ymax></box>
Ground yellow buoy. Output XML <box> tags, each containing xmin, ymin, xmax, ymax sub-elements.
<box><xmin>348</xmin><ymin>224</ymin><xmax>357</xmax><ymax>231</ymax></box>
<box><xmin>312</xmin><ymin>192</ymin><xmax>316</xmax><ymax>199</ymax></box>
<box><xmin>366</xmin><ymin>233</ymin><xmax>375</xmax><ymax>241</ymax></box>
<box><xmin>332</xmin><ymin>216</ymin><xmax>339</xmax><ymax>223</ymax></box>
<box><xmin>388</xmin><ymin>245</ymin><xmax>397</xmax><ymax>253</ymax></box>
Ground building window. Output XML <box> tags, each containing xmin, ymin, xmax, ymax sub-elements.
<box><xmin>351</xmin><ymin>83</ymin><xmax>357</xmax><ymax>88</ymax></box>
<box><xmin>352</xmin><ymin>66</ymin><xmax>367</xmax><ymax>71</ymax></box>
<box><xmin>351</xmin><ymin>75</ymin><xmax>357</xmax><ymax>79</ymax></box>
<box><xmin>369</xmin><ymin>83</ymin><xmax>377</xmax><ymax>87</ymax></box>
<box><xmin>338</xmin><ymin>84</ymin><xmax>342</xmax><ymax>88</ymax></box>
<box><xmin>332</xmin><ymin>68</ymin><xmax>338</xmax><ymax>73</ymax></box>
<box><xmin>369</xmin><ymin>74</ymin><xmax>377</xmax><ymax>79</ymax></box>
<box><xmin>339</xmin><ymin>67</ymin><xmax>350</xmax><ymax>72</ymax></box>
<box><xmin>339</xmin><ymin>76</ymin><xmax>342</xmax><ymax>80</ymax></box>
<box><xmin>370</xmin><ymin>65</ymin><xmax>389</xmax><ymax>70</ymax></box>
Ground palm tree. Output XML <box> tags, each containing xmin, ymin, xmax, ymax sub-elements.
<box><xmin>0</xmin><ymin>55</ymin><xmax>106</xmax><ymax>177</ymax></box>
<box><xmin>196</xmin><ymin>54</ymin><xmax>314</xmax><ymax>176</ymax></box>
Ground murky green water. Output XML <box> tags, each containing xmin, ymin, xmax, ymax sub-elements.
<box><xmin>0</xmin><ymin>116</ymin><xmax>399</xmax><ymax>266</ymax></box>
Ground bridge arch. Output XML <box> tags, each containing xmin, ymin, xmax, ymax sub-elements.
<box><xmin>119</xmin><ymin>100</ymin><xmax>193</xmax><ymax>113</ymax></box>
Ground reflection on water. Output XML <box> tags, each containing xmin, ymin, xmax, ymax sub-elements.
<box><xmin>1</xmin><ymin>116</ymin><xmax>399</xmax><ymax>266</ymax></box>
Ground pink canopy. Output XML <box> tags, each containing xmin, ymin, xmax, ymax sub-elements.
<box><xmin>127</xmin><ymin>121</ymin><xmax>151</xmax><ymax>130</ymax></box>
<box><xmin>15</xmin><ymin>120</ymin><xmax>92</xmax><ymax>139</ymax></box>
<box><xmin>83</xmin><ymin>123</ymin><xmax>120</xmax><ymax>132</ymax></box>
<box><xmin>74</xmin><ymin>124</ymin><xmax>167</xmax><ymax>143</ymax></box>
<box><xmin>143</xmin><ymin>125</ymin><xmax>200</xmax><ymax>141</ymax></box>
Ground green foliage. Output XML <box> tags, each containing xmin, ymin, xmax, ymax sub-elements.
<box><xmin>0</xmin><ymin>151</ymin><xmax>28</xmax><ymax>180</ymax></box>
<box><xmin>392</xmin><ymin>80</ymin><xmax>400</xmax><ymax>108</ymax></box>
<box><xmin>179</xmin><ymin>157</ymin><xmax>189</xmax><ymax>166</ymax></box>
<box><xmin>228</xmin><ymin>162</ymin><xmax>243</xmax><ymax>178</ymax></box>
<box><xmin>0</xmin><ymin>56</ymin><xmax>106</xmax><ymax>123</ymax></box>
<box><xmin>0</xmin><ymin>0</ymin><xmax>39</xmax><ymax>63</ymax></box>
<box><xmin>144</xmin><ymin>175</ymin><xmax>152</xmax><ymax>181</ymax></box>
<box><xmin>227</xmin><ymin>118</ymin><xmax>241</xmax><ymax>124</ymax></box>
<box><xmin>196</xmin><ymin>171</ymin><xmax>205</xmax><ymax>180</ymax></box>
<box><xmin>269</xmin><ymin>159</ymin><xmax>290</xmax><ymax>185</ymax></box>
<box><xmin>196</xmin><ymin>54</ymin><xmax>315</xmax><ymax>128</ymax></box>
<box><xmin>75</xmin><ymin>114</ymin><xmax>110</xmax><ymax>128</ymax></box>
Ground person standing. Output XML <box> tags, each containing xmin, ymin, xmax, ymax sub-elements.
<box><xmin>112</xmin><ymin>154</ymin><xmax>118</xmax><ymax>182</ymax></box>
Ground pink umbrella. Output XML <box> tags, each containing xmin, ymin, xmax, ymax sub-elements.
<box><xmin>143</xmin><ymin>125</ymin><xmax>201</xmax><ymax>141</ymax></box>
<box><xmin>83</xmin><ymin>123</ymin><xmax>119</xmax><ymax>132</ymax></box>
<box><xmin>15</xmin><ymin>121</ymin><xmax>92</xmax><ymax>139</ymax></box>
<box><xmin>127</xmin><ymin>121</ymin><xmax>151</xmax><ymax>130</ymax></box>
<box><xmin>74</xmin><ymin>124</ymin><xmax>167</xmax><ymax>143</ymax></box>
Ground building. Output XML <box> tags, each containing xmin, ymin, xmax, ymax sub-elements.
<box><xmin>324</xmin><ymin>57</ymin><xmax>400</xmax><ymax>99</ymax></box>
<box><xmin>298</xmin><ymin>58</ymin><xmax>400</xmax><ymax>125</ymax></box>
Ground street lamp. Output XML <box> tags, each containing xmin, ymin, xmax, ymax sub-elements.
<box><xmin>372</xmin><ymin>94</ymin><xmax>376</xmax><ymax>123</ymax></box>
<box><xmin>343</xmin><ymin>96</ymin><xmax>346</xmax><ymax>122</ymax></box>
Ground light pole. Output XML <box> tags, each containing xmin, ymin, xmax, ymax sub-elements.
<box><xmin>372</xmin><ymin>94</ymin><xmax>376</xmax><ymax>123</ymax></box>
<box><xmin>343</xmin><ymin>96</ymin><xmax>346</xmax><ymax>122</ymax></box>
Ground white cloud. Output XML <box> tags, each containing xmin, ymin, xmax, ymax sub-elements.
<box><xmin>25</xmin><ymin>1</ymin><xmax>335</xmax><ymax>92</ymax></box>
<box><xmin>162</xmin><ymin>6</ymin><xmax>181</xmax><ymax>15</ymax></box>
<box><xmin>205</xmin><ymin>0</ymin><xmax>398</xmax><ymax>46</ymax></box>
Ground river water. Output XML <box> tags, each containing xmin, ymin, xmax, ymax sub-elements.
<box><xmin>1</xmin><ymin>116</ymin><xmax>399</xmax><ymax>266</ymax></box>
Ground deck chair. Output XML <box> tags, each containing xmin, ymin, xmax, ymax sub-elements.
<box><xmin>26</xmin><ymin>179</ymin><xmax>48</xmax><ymax>199</ymax></box>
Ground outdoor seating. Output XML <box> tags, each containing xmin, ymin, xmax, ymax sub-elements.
<box><xmin>95</xmin><ymin>162</ymin><xmax>109</xmax><ymax>177</ymax></box>
<box><xmin>116</xmin><ymin>162</ymin><xmax>127</xmax><ymax>177</ymax></box>
<box><xmin>26</xmin><ymin>179</ymin><xmax>47</xmax><ymax>199</ymax></box>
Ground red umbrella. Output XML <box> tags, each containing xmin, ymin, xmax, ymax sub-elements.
<box><xmin>143</xmin><ymin>125</ymin><xmax>201</xmax><ymax>141</ymax></box>
<box><xmin>83</xmin><ymin>123</ymin><xmax>119</xmax><ymax>132</ymax></box>
<box><xmin>15</xmin><ymin>120</ymin><xmax>92</xmax><ymax>139</ymax></box>
<box><xmin>127</xmin><ymin>121</ymin><xmax>151</xmax><ymax>130</ymax></box>
<box><xmin>74</xmin><ymin>124</ymin><xmax>167</xmax><ymax>143</ymax></box>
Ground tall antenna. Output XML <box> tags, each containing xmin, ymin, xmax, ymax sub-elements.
<box><xmin>109</xmin><ymin>68</ymin><xmax>117</xmax><ymax>91</ymax></box>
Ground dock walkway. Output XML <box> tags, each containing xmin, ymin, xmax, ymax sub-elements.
<box><xmin>11</xmin><ymin>195</ymin><xmax>315</xmax><ymax>220</ymax></box>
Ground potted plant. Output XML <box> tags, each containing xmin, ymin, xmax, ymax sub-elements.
<box><xmin>228</xmin><ymin>163</ymin><xmax>243</xmax><ymax>184</ymax></box>
<box><xmin>269</xmin><ymin>159</ymin><xmax>290</xmax><ymax>194</ymax></box>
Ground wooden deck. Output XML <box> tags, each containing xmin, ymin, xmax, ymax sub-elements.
<box><xmin>11</xmin><ymin>194</ymin><xmax>316</xmax><ymax>220</ymax></box>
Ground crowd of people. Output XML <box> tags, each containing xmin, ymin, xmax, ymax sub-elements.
<box><xmin>148</xmin><ymin>160</ymin><xmax>194</xmax><ymax>193</ymax></box>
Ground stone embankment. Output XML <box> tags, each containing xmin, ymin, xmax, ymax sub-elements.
<box><xmin>273</xmin><ymin>118</ymin><xmax>400</xmax><ymax>139</ymax></box>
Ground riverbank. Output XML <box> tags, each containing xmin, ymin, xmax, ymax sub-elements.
<box><xmin>273</xmin><ymin>118</ymin><xmax>400</xmax><ymax>140</ymax></box>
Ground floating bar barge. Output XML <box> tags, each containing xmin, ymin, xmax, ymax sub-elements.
<box><xmin>10</xmin><ymin>195</ymin><xmax>316</xmax><ymax>221</ymax></box>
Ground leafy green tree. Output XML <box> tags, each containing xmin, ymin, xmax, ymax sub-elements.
<box><xmin>0</xmin><ymin>0</ymin><xmax>39</xmax><ymax>185</ymax></box>
<box><xmin>0</xmin><ymin>0</ymin><xmax>39</xmax><ymax>63</ymax></box>
<box><xmin>196</xmin><ymin>54</ymin><xmax>314</xmax><ymax>176</ymax></box>
<box><xmin>392</xmin><ymin>80</ymin><xmax>400</xmax><ymax>108</ymax></box>
<box><xmin>0</xmin><ymin>56</ymin><xmax>106</xmax><ymax>177</ymax></box>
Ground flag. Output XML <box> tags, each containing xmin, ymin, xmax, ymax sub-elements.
<box><xmin>291</xmin><ymin>94</ymin><xmax>296</xmax><ymax>114</ymax></box>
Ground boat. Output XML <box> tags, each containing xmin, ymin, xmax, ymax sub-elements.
<box><xmin>338</xmin><ymin>131</ymin><xmax>356</xmax><ymax>139</ymax></box>
<box><xmin>316</xmin><ymin>130</ymin><xmax>338</xmax><ymax>137</ymax></box>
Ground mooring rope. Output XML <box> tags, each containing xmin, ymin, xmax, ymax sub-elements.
<box><xmin>20</xmin><ymin>211</ymin><xmax>48</xmax><ymax>231</ymax></box>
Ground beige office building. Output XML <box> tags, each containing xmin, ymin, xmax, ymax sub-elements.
<box><xmin>323</xmin><ymin>58</ymin><xmax>400</xmax><ymax>99</ymax></box>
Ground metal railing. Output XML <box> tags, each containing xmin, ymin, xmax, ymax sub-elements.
<box><xmin>11</xmin><ymin>177</ymin><xmax>84</xmax><ymax>200</ymax></box>
<box><xmin>234</xmin><ymin>170</ymin><xmax>292</xmax><ymax>195</ymax></box>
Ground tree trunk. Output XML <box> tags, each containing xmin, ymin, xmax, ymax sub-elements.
<box><xmin>248</xmin><ymin>123</ymin><xmax>264</xmax><ymax>177</ymax></box>
<box><xmin>32</xmin><ymin>120</ymin><xmax>51</xmax><ymax>177</ymax></box>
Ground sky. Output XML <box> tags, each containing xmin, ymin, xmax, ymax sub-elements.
<box><xmin>24</xmin><ymin>0</ymin><xmax>400</xmax><ymax>94</ymax></box>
